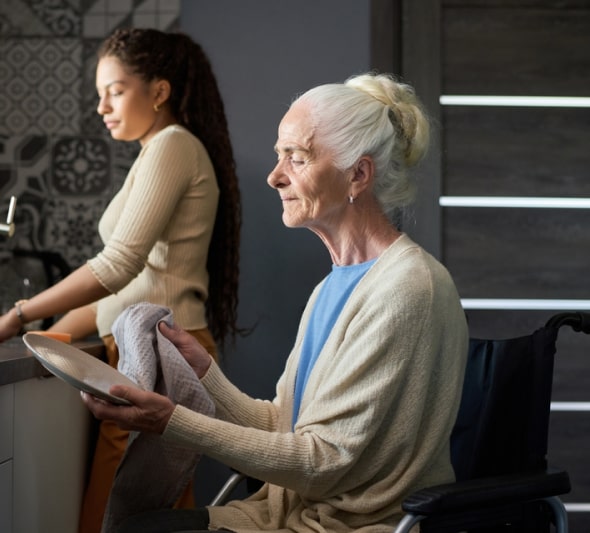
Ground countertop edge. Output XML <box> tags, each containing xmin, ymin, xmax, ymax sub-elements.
<box><xmin>0</xmin><ymin>337</ymin><xmax>105</xmax><ymax>387</ymax></box>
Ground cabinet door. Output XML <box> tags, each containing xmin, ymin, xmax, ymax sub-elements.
<box><xmin>0</xmin><ymin>459</ymin><xmax>13</xmax><ymax>533</ymax></box>
<box><xmin>0</xmin><ymin>384</ymin><xmax>13</xmax><ymax>463</ymax></box>
<box><xmin>13</xmin><ymin>376</ymin><xmax>91</xmax><ymax>533</ymax></box>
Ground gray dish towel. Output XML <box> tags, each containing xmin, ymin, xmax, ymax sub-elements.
<box><xmin>101</xmin><ymin>302</ymin><xmax>215</xmax><ymax>533</ymax></box>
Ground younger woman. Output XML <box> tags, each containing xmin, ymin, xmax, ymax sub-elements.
<box><xmin>0</xmin><ymin>28</ymin><xmax>242</xmax><ymax>533</ymax></box>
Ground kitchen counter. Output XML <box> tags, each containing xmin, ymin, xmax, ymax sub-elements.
<box><xmin>0</xmin><ymin>335</ymin><xmax>105</xmax><ymax>386</ymax></box>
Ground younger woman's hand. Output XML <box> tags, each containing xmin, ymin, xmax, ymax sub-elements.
<box><xmin>158</xmin><ymin>321</ymin><xmax>212</xmax><ymax>378</ymax></box>
<box><xmin>0</xmin><ymin>309</ymin><xmax>22</xmax><ymax>342</ymax></box>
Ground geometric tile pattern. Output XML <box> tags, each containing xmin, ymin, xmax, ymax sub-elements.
<box><xmin>0</xmin><ymin>0</ymin><xmax>179</xmax><ymax>273</ymax></box>
<box><xmin>84</xmin><ymin>0</ymin><xmax>181</xmax><ymax>38</ymax></box>
<box><xmin>0</xmin><ymin>0</ymin><xmax>78</xmax><ymax>38</ymax></box>
<box><xmin>0</xmin><ymin>39</ymin><xmax>82</xmax><ymax>136</ymax></box>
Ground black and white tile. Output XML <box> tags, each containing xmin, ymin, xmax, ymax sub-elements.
<box><xmin>0</xmin><ymin>0</ymin><xmax>179</xmax><ymax>283</ymax></box>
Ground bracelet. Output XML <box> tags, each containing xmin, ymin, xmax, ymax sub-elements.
<box><xmin>14</xmin><ymin>299</ymin><xmax>28</xmax><ymax>324</ymax></box>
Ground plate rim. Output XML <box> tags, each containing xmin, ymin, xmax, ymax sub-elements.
<box><xmin>23</xmin><ymin>332</ymin><xmax>133</xmax><ymax>406</ymax></box>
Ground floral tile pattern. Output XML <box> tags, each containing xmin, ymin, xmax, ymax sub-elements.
<box><xmin>0</xmin><ymin>0</ymin><xmax>179</xmax><ymax>275</ymax></box>
<box><xmin>52</xmin><ymin>137</ymin><xmax>110</xmax><ymax>196</ymax></box>
<box><xmin>43</xmin><ymin>196</ymin><xmax>110</xmax><ymax>265</ymax></box>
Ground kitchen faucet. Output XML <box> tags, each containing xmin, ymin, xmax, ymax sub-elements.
<box><xmin>0</xmin><ymin>196</ymin><xmax>17</xmax><ymax>237</ymax></box>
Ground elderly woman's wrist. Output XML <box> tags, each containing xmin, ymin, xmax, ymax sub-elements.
<box><xmin>196</xmin><ymin>355</ymin><xmax>212</xmax><ymax>379</ymax></box>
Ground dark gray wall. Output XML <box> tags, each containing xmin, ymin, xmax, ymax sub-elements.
<box><xmin>181</xmin><ymin>0</ymin><xmax>371</xmax><ymax>394</ymax></box>
<box><xmin>180</xmin><ymin>0</ymin><xmax>371</xmax><ymax>502</ymax></box>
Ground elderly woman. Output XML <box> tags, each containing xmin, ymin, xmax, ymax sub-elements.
<box><xmin>83</xmin><ymin>72</ymin><xmax>469</xmax><ymax>533</ymax></box>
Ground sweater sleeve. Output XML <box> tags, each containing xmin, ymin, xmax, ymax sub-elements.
<box><xmin>87</xmin><ymin>128</ymin><xmax>201</xmax><ymax>293</ymax></box>
<box><xmin>200</xmin><ymin>360</ymin><xmax>283</xmax><ymax>430</ymax></box>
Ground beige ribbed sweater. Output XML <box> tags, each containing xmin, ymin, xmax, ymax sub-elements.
<box><xmin>164</xmin><ymin>234</ymin><xmax>469</xmax><ymax>533</ymax></box>
<box><xmin>87</xmin><ymin>125</ymin><xmax>219</xmax><ymax>337</ymax></box>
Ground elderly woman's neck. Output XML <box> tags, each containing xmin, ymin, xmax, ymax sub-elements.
<box><xmin>315</xmin><ymin>214</ymin><xmax>402</xmax><ymax>266</ymax></box>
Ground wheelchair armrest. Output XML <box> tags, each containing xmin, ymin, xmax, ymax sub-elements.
<box><xmin>210</xmin><ymin>471</ymin><xmax>246</xmax><ymax>506</ymax></box>
<box><xmin>209</xmin><ymin>471</ymin><xmax>264</xmax><ymax>506</ymax></box>
<box><xmin>402</xmin><ymin>468</ymin><xmax>571</xmax><ymax>515</ymax></box>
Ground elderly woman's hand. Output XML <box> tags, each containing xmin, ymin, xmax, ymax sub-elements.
<box><xmin>158</xmin><ymin>321</ymin><xmax>212</xmax><ymax>378</ymax></box>
<box><xmin>81</xmin><ymin>386</ymin><xmax>175</xmax><ymax>434</ymax></box>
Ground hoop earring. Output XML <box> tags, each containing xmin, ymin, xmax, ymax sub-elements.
<box><xmin>153</xmin><ymin>104</ymin><xmax>160</xmax><ymax>112</ymax></box>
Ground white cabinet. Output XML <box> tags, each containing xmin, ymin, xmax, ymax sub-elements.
<box><xmin>0</xmin><ymin>384</ymin><xmax>14</xmax><ymax>533</ymax></box>
<box><xmin>0</xmin><ymin>460</ymin><xmax>13</xmax><ymax>533</ymax></box>
<box><xmin>0</xmin><ymin>376</ymin><xmax>91</xmax><ymax>533</ymax></box>
<box><xmin>0</xmin><ymin>384</ymin><xmax>13</xmax><ymax>462</ymax></box>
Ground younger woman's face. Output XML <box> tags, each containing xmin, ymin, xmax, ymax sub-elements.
<box><xmin>95</xmin><ymin>56</ymin><xmax>161</xmax><ymax>146</ymax></box>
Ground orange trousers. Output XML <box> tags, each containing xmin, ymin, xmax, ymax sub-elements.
<box><xmin>78</xmin><ymin>328</ymin><xmax>217</xmax><ymax>533</ymax></box>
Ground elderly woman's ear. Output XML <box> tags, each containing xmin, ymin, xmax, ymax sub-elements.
<box><xmin>350</xmin><ymin>156</ymin><xmax>375</xmax><ymax>195</ymax></box>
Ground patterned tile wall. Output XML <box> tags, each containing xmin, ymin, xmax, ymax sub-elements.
<box><xmin>0</xmin><ymin>0</ymin><xmax>180</xmax><ymax>302</ymax></box>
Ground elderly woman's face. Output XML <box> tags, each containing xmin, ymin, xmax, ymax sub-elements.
<box><xmin>268</xmin><ymin>102</ymin><xmax>350</xmax><ymax>231</ymax></box>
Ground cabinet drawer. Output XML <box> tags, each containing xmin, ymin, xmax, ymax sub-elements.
<box><xmin>0</xmin><ymin>385</ymin><xmax>13</xmax><ymax>463</ymax></box>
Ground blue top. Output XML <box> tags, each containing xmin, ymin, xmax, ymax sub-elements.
<box><xmin>292</xmin><ymin>258</ymin><xmax>377</xmax><ymax>427</ymax></box>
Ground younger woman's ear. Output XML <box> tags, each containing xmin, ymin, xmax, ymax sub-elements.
<box><xmin>154</xmin><ymin>79</ymin><xmax>171</xmax><ymax>107</ymax></box>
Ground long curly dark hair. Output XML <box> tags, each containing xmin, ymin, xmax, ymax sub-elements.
<box><xmin>98</xmin><ymin>28</ymin><xmax>242</xmax><ymax>347</ymax></box>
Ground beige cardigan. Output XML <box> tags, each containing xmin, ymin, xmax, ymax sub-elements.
<box><xmin>164</xmin><ymin>234</ymin><xmax>469</xmax><ymax>533</ymax></box>
<box><xmin>88</xmin><ymin>125</ymin><xmax>219</xmax><ymax>337</ymax></box>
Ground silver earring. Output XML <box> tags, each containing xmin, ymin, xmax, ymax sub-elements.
<box><xmin>349</xmin><ymin>195</ymin><xmax>354</xmax><ymax>204</ymax></box>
